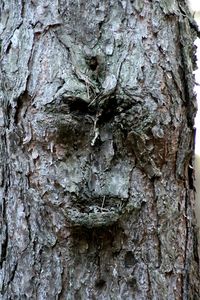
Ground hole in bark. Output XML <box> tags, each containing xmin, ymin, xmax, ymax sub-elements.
<box><xmin>124</xmin><ymin>251</ymin><xmax>137</xmax><ymax>268</ymax></box>
<box><xmin>5</xmin><ymin>41</ymin><xmax>12</xmax><ymax>54</ymax></box>
<box><xmin>13</xmin><ymin>91</ymin><xmax>30</xmax><ymax>125</ymax></box>
<box><xmin>67</xmin><ymin>97</ymin><xmax>90</xmax><ymax>114</ymax></box>
<box><xmin>127</xmin><ymin>277</ymin><xmax>137</xmax><ymax>289</ymax></box>
<box><xmin>87</xmin><ymin>56</ymin><xmax>99</xmax><ymax>71</ymax></box>
<box><xmin>95</xmin><ymin>278</ymin><xmax>106</xmax><ymax>289</ymax></box>
<box><xmin>98</xmin><ymin>105</ymin><xmax>117</xmax><ymax>124</ymax></box>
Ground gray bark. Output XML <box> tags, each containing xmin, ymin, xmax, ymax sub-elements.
<box><xmin>0</xmin><ymin>0</ymin><xmax>200</xmax><ymax>299</ymax></box>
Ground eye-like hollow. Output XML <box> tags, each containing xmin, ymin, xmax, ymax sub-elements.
<box><xmin>44</xmin><ymin>95</ymin><xmax>92</xmax><ymax>115</ymax></box>
<box><xmin>66</xmin><ymin>97</ymin><xmax>90</xmax><ymax>114</ymax></box>
<box><xmin>87</xmin><ymin>56</ymin><xmax>99</xmax><ymax>71</ymax></box>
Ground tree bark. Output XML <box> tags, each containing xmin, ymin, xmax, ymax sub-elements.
<box><xmin>0</xmin><ymin>0</ymin><xmax>200</xmax><ymax>299</ymax></box>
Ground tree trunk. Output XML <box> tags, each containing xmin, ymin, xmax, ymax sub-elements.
<box><xmin>0</xmin><ymin>1</ymin><xmax>200</xmax><ymax>299</ymax></box>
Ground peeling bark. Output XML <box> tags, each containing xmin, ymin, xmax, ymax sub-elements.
<box><xmin>0</xmin><ymin>0</ymin><xmax>200</xmax><ymax>299</ymax></box>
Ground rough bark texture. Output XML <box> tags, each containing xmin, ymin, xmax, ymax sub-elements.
<box><xmin>0</xmin><ymin>0</ymin><xmax>200</xmax><ymax>299</ymax></box>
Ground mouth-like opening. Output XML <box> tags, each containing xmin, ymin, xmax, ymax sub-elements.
<box><xmin>63</xmin><ymin>195</ymin><xmax>128</xmax><ymax>228</ymax></box>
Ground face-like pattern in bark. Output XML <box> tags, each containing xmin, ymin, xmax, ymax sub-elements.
<box><xmin>18</xmin><ymin>1</ymin><xmax>170</xmax><ymax>228</ymax></box>
<box><xmin>25</xmin><ymin>47</ymin><xmax>165</xmax><ymax>228</ymax></box>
